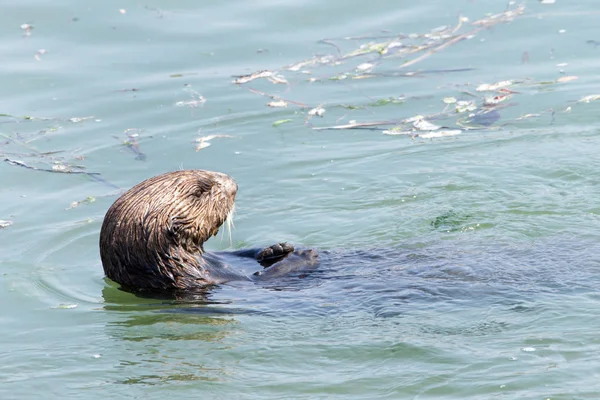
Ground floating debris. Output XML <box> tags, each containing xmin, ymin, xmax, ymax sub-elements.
<box><xmin>329</xmin><ymin>73</ymin><xmax>350</xmax><ymax>81</ymax></box>
<box><xmin>175</xmin><ymin>86</ymin><xmax>206</xmax><ymax>108</ymax></box>
<box><xmin>223</xmin><ymin>4</ymin><xmax>594</xmax><ymax>138</ymax></box>
<box><xmin>476</xmin><ymin>80</ymin><xmax>514</xmax><ymax>92</ymax></box>
<box><xmin>0</xmin><ymin>220</ymin><xmax>13</xmax><ymax>229</ymax></box>
<box><xmin>412</xmin><ymin>117</ymin><xmax>441</xmax><ymax>131</ymax></box>
<box><xmin>52</xmin><ymin>304</ymin><xmax>78</xmax><ymax>309</ymax></box>
<box><xmin>66</xmin><ymin>196</ymin><xmax>96</xmax><ymax>210</ymax></box>
<box><xmin>0</xmin><ymin>118</ymin><xmax>121</xmax><ymax>191</ymax></box>
<box><xmin>20</xmin><ymin>23</ymin><xmax>33</xmax><ymax>37</ymax></box>
<box><xmin>355</xmin><ymin>63</ymin><xmax>375</xmax><ymax>72</ymax></box>
<box><xmin>232</xmin><ymin>70</ymin><xmax>276</xmax><ymax>84</ymax></box>
<box><xmin>169</xmin><ymin>72</ymin><xmax>198</xmax><ymax>78</ymax></box>
<box><xmin>267</xmin><ymin>74</ymin><xmax>289</xmax><ymax>85</ymax></box>
<box><xmin>382</xmin><ymin>128</ymin><xmax>412</xmax><ymax>136</ymax></box>
<box><xmin>52</xmin><ymin>164</ymin><xmax>68</xmax><ymax>172</ymax></box>
<box><xmin>247</xmin><ymin>87</ymin><xmax>309</xmax><ymax>108</ymax></box>
<box><xmin>5</xmin><ymin>158</ymin><xmax>101</xmax><ymax>175</ymax></box>
<box><xmin>286</xmin><ymin>56</ymin><xmax>336</xmax><ymax>71</ymax></box>
<box><xmin>273</xmin><ymin>119</ymin><xmax>293</xmax><ymax>127</ymax></box>
<box><xmin>443</xmin><ymin>97</ymin><xmax>457</xmax><ymax>104</ymax></box>
<box><xmin>419</xmin><ymin>130</ymin><xmax>462</xmax><ymax>139</ymax></box>
<box><xmin>556</xmin><ymin>75</ymin><xmax>578</xmax><ymax>83</ymax></box>
<box><xmin>483</xmin><ymin>94</ymin><xmax>511</xmax><ymax>106</ymax></box>
<box><xmin>113</xmin><ymin>129</ymin><xmax>146</xmax><ymax>161</ymax></box>
<box><xmin>456</xmin><ymin>101</ymin><xmax>477</xmax><ymax>113</ymax></box>
<box><xmin>194</xmin><ymin>134</ymin><xmax>233</xmax><ymax>151</ymax></box>
<box><xmin>267</xmin><ymin>100</ymin><xmax>288</xmax><ymax>108</ymax></box>
<box><xmin>516</xmin><ymin>113</ymin><xmax>541</xmax><ymax>120</ymax></box>
<box><xmin>578</xmin><ymin>94</ymin><xmax>600</xmax><ymax>103</ymax></box>
<box><xmin>34</xmin><ymin>49</ymin><xmax>47</xmax><ymax>61</ymax></box>
<box><xmin>312</xmin><ymin>121</ymin><xmax>394</xmax><ymax>131</ymax></box>
<box><xmin>369</xmin><ymin>97</ymin><xmax>405</xmax><ymax>107</ymax></box>
<box><xmin>308</xmin><ymin>107</ymin><xmax>326</xmax><ymax>117</ymax></box>
<box><xmin>227</xmin><ymin>3</ymin><xmax>531</xmax><ymax>138</ymax></box>
<box><xmin>175</xmin><ymin>99</ymin><xmax>206</xmax><ymax>108</ymax></box>
<box><xmin>69</xmin><ymin>116</ymin><xmax>94</xmax><ymax>123</ymax></box>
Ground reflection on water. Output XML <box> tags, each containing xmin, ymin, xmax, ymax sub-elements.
<box><xmin>101</xmin><ymin>286</ymin><xmax>239</xmax><ymax>385</ymax></box>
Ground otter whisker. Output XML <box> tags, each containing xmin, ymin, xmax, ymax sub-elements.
<box><xmin>219</xmin><ymin>203</ymin><xmax>236</xmax><ymax>247</ymax></box>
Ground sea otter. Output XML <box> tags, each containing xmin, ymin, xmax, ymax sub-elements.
<box><xmin>99</xmin><ymin>170</ymin><xmax>318</xmax><ymax>293</ymax></box>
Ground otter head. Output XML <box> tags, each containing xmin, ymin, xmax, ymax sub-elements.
<box><xmin>99</xmin><ymin>170</ymin><xmax>237</xmax><ymax>292</ymax></box>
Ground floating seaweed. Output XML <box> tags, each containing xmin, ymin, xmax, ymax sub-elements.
<box><xmin>175</xmin><ymin>85</ymin><xmax>206</xmax><ymax>109</ymax></box>
<box><xmin>0</xmin><ymin>220</ymin><xmax>13</xmax><ymax>229</ymax></box>
<box><xmin>273</xmin><ymin>119</ymin><xmax>293</xmax><ymax>127</ymax></box>
<box><xmin>0</xmin><ymin>116</ymin><xmax>120</xmax><ymax>198</ymax></box>
<box><xmin>34</xmin><ymin>49</ymin><xmax>47</xmax><ymax>61</ymax></box>
<box><xmin>228</xmin><ymin>3</ymin><xmax>591</xmax><ymax>139</ymax></box>
<box><xmin>20</xmin><ymin>23</ymin><xmax>33</xmax><ymax>37</ymax></box>
<box><xmin>233</xmin><ymin>70</ymin><xmax>289</xmax><ymax>85</ymax></box>
<box><xmin>578</xmin><ymin>94</ymin><xmax>600</xmax><ymax>103</ymax></box>
<box><xmin>113</xmin><ymin>128</ymin><xmax>146</xmax><ymax>161</ymax></box>
<box><xmin>194</xmin><ymin>134</ymin><xmax>233</xmax><ymax>151</ymax></box>
<box><xmin>4</xmin><ymin>158</ymin><xmax>100</xmax><ymax>175</ymax></box>
<box><xmin>66</xmin><ymin>196</ymin><xmax>96</xmax><ymax>210</ymax></box>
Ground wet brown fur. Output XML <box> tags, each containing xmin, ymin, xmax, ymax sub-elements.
<box><xmin>99</xmin><ymin>170</ymin><xmax>237</xmax><ymax>291</ymax></box>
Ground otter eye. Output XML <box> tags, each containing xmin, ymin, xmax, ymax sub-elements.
<box><xmin>193</xmin><ymin>179</ymin><xmax>213</xmax><ymax>197</ymax></box>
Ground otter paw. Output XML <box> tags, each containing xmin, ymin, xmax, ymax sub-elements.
<box><xmin>256</xmin><ymin>242</ymin><xmax>294</xmax><ymax>266</ymax></box>
<box><xmin>253</xmin><ymin>248</ymin><xmax>319</xmax><ymax>279</ymax></box>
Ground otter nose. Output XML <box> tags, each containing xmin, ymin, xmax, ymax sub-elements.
<box><xmin>215</xmin><ymin>173</ymin><xmax>238</xmax><ymax>196</ymax></box>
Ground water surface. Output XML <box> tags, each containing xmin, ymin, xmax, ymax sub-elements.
<box><xmin>1</xmin><ymin>1</ymin><xmax>600</xmax><ymax>398</ymax></box>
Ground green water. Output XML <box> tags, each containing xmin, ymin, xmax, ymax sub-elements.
<box><xmin>2</xmin><ymin>0</ymin><xmax>600</xmax><ymax>398</ymax></box>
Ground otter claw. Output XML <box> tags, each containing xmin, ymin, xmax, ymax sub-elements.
<box><xmin>256</xmin><ymin>242</ymin><xmax>294</xmax><ymax>265</ymax></box>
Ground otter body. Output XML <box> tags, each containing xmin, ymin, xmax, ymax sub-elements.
<box><xmin>99</xmin><ymin>170</ymin><xmax>317</xmax><ymax>293</ymax></box>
